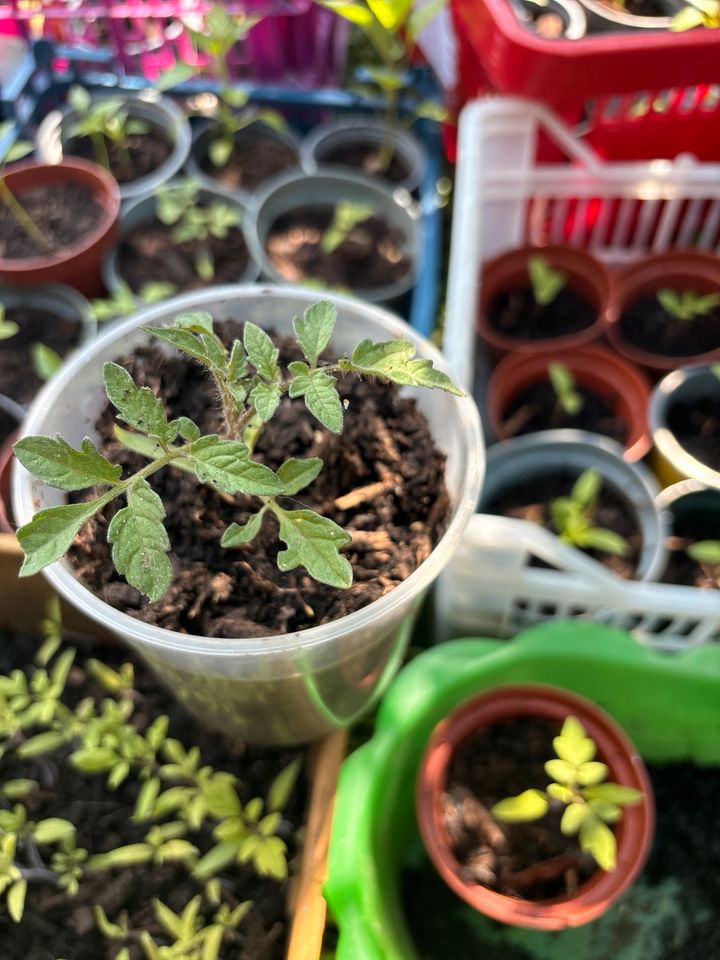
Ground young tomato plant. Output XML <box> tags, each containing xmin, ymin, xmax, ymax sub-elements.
<box><xmin>551</xmin><ymin>469</ymin><xmax>630</xmax><ymax>557</ymax></box>
<box><xmin>527</xmin><ymin>254</ymin><xmax>566</xmax><ymax>307</ymax></box>
<box><xmin>320</xmin><ymin>201</ymin><xmax>376</xmax><ymax>254</ymax></box>
<box><xmin>492</xmin><ymin>716</ymin><xmax>644</xmax><ymax>872</ymax></box>
<box><xmin>14</xmin><ymin>299</ymin><xmax>461</xmax><ymax>601</ymax></box>
<box><xmin>0</xmin><ymin>120</ymin><xmax>49</xmax><ymax>252</ymax></box>
<box><xmin>656</xmin><ymin>288</ymin><xmax>720</xmax><ymax>322</ymax></box>
<box><xmin>67</xmin><ymin>86</ymin><xmax>150</xmax><ymax>179</ymax></box>
<box><xmin>548</xmin><ymin>362</ymin><xmax>584</xmax><ymax>417</ymax></box>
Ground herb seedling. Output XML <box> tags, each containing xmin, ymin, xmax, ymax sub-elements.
<box><xmin>656</xmin><ymin>288</ymin><xmax>720</xmax><ymax>321</ymax></box>
<box><xmin>527</xmin><ymin>254</ymin><xmax>566</xmax><ymax>307</ymax></box>
<box><xmin>14</xmin><ymin>299</ymin><xmax>461</xmax><ymax>601</ymax></box>
<box><xmin>67</xmin><ymin>86</ymin><xmax>150</xmax><ymax>179</ymax></box>
<box><xmin>671</xmin><ymin>0</ymin><xmax>720</xmax><ymax>28</ymax></box>
<box><xmin>0</xmin><ymin>304</ymin><xmax>19</xmax><ymax>341</ymax></box>
<box><xmin>90</xmin><ymin>280</ymin><xmax>178</xmax><ymax>324</ymax></box>
<box><xmin>492</xmin><ymin>716</ymin><xmax>643</xmax><ymax>871</ymax></box>
<box><xmin>551</xmin><ymin>469</ymin><xmax>630</xmax><ymax>557</ymax></box>
<box><xmin>320</xmin><ymin>201</ymin><xmax>375</xmax><ymax>254</ymax></box>
<box><xmin>155</xmin><ymin>178</ymin><xmax>241</xmax><ymax>281</ymax></box>
<box><xmin>548</xmin><ymin>362</ymin><xmax>584</xmax><ymax>417</ymax></box>
<box><xmin>0</xmin><ymin>120</ymin><xmax>49</xmax><ymax>252</ymax></box>
<box><xmin>0</xmin><ymin>305</ymin><xmax>64</xmax><ymax>381</ymax></box>
<box><xmin>687</xmin><ymin>540</ymin><xmax>720</xmax><ymax>566</ymax></box>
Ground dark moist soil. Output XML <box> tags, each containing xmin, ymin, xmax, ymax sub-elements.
<box><xmin>67</xmin><ymin>323</ymin><xmax>450</xmax><ymax>637</ymax></box>
<box><xmin>666</xmin><ymin>393</ymin><xmax>720</xmax><ymax>472</ymax></box>
<box><xmin>67</xmin><ymin>127</ymin><xmax>171</xmax><ymax>185</ymax></box>
<box><xmin>198</xmin><ymin>132</ymin><xmax>298</xmax><ymax>192</ymax></box>
<box><xmin>117</xmin><ymin>216</ymin><xmax>250</xmax><ymax>294</ymax></box>
<box><xmin>320</xmin><ymin>142</ymin><xmax>410</xmax><ymax>185</ymax></box>
<box><xmin>619</xmin><ymin>295</ymin><xmax>720</xmax><ymax>358</ymax></box>
<box><xmin>0</xmin><ymin>306</ymin><xmax>83</xmax><ymax>406</ymax></box>
<box><xmin>662</xmin><ymin>508</ymin><xmax>720</xmax><ymax>589</ymax></box>
<box><xmin>0</xmin><ymin>184</ymin><xmax>102</xmax><ymax>260</ymax></box>
<box><xmin>0</xmin><ymin>630</ymin><xmax>306</xmax><ymax>960</ymax></box>
<box><xmin>502</xmin><ymin>381</ymin><xmax>627</xmax><ymax>446</ymax></box>
<box><xmin>404</xmin><ymin>762</ymin><xmax>720</xmax><ymax>960</ymax></box>
<box><xmin>484</xmin><ymin>469</ymin><xmax>641</xmax><ymax>578</ymax></box>
<box><xmin>487</xmin><ymin>287</ymin><xmax>596</xmax><ymax>341</ymax></box>
<box><xmin>266</xmin><ymin>206</ymin><xmax>410</xmax><ymax>292</ymax></box>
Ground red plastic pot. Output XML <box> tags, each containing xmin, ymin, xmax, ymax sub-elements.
<box><xmin>478</xmin><ymin>245</ymin><xmax>612</xmax><ymax>358</ymax></box>
<box><xmin>487</xmin><ymin>345</ymin><xmax>652</xmax><ymax>461</ymax></box>
<box><xmin>0</xmin><ymin>159</ymin><xmax>120</xmax><ymax>297</ymax></box>
<box><xmin>607</xmin><ymin>251</ymin><xmax>720</xmax><ymax>373</ymax></box>
<box><xmin>0</xmin><ymin>431</ymin><xmax>16</xmax><ymax>533</ymax></box>
<box><xmin>416</xmin><ymin>683</ymin><xmax>655</xmax><ymax>930</ymax></box>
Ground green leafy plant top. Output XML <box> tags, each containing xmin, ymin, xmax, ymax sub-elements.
<box><xmin>656</xmin><ymin>288</ymin><xmax>720</xmax><ymax>321</ymax></box>
<box><xmin>670</xmin><ymin>0</ymin><xmax>720</xmax><ymax>28</ymax></box>
<box><xmin>492</xmin><ymin>716</ymin><xmax>644</xmax><ymax>871</ymax></box>
<box><xmin>551</xmin><ymin>469</ymin><xmax>630</xmax><ymax>557</ymax></box>
<box><xmin>548</xmin><ymin>362</ymin><xmax>583</xmax><ymax>417</ymax></box>
<box><xmin>67</xmin><ymin>85</ymin><xmax>150</xmax><ymax>178</ymax></box>
<box><xmin>14</xmin><ymin>299</ymin><xmax>461</xmax><ymax>602</ymax></box>
<box><xmin>320</xmin><ymin>201</ymin><xmax>375</xmax><ymax>254</ymax></box>
<box><xmin>687</xmin><ymin>540</ymin><xmax>720</xmax><ymax>566</ymax></box>
<box><xmin>527</xmin><ymin>254</ymin><xmax>566</xmax><ymax>307</ymax></box>
<box><xmin>90</xmin><ymin>280</ymin><xmax>178</xmax><ymax>324</ymax></box>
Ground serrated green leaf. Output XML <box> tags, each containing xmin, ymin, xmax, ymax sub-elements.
<box><xmin>268</xmin><ymin>758</ymin><xmax>302</xmax><ymax>812</ymax></box>
<box><xmin>202</xmin><ymin>776</ymin><xmax>241</xmax><ymax>819</ymax></box>
<box><xmin>243</xmin><ymin>323</ymin><xmax>279</xmax><ymax>381</ymax></box>
<box><xmin>545</xmin><ymin>758</ymin><xmax>578</xmax><ymax>786</ymax></box>
<box><xmin>18</xmin><ymin>498</ymin><xmax>107</xmax><ymax>578</ymax></box>
<box><xmin>107</xmin><ymin>478</ymin><xmax>172</xmax><ymax>602</ymax></box>
<box><xmin>345</xmin><ymin>339</ymin><xmax>462</xmax><ymax>396</ymax></box>
<box><xmin>277</xmin><ymin>457</ymin><xmax>323</xmax><ymax>496</ymax></box>
<box><xmin>491</xmin><ymin>789</ymin><xmax>549</xmax><ymax>823</ymax></box>
<box><xmin>103</xmin><ymin>362</ymin><xmax>169</xmax><ymax>440</ymax></box>
<box><xmin>528</xmin><ymin>254</ymin><xmax>566</xmax><ymax>306</ymax></box>
<box><xmin>560</xmin><ymin>802</ymin><xmax>590</xmax><ymax>836</ymax></box>
<box><xmin>188</xmin><ymin>436</ymin><xmax>282</xmax><ymax>496</ymax></box>
<box><xmin>143</xmin><ymin>325</ymin><xmax>220</xmax><ymax>372</ymax></box>
<box><xmin>579</xmin><ymin>813</ymin><xmax>617</xmax><ymax>871</ymax></box>
<box><xmin>292</xmin><ymin>301</ymin><xmax>337</xmax><ymax>364</ymax></box>
<box><xmin>14</xmin><ymin>436</ymin><xmax>122</xmax><ymax>491</ymax></box>
<box><xmin>7</xmin><ymin>879</ymin><xmax>27</xmax><ymax>923</ymax></box>
<box><xmin>31</xmin><ymin>343</ymin><xmax>63</xmax><ymax>382</ymax></box>
<box><xmin>252</xmin><ymin>835</ymin><xmax>288</xmax><ymax>879</ymax></box>
<box><xmin>221</xmin><ymin>506</ymin><xmax>267</xmax><ymax>548</ymax></box>
<box><xmin>271</xmin><ymin>505</ymin><xmax>352</xmax><ymax>588</ymax></box>
<box><xmin>33</xmin><ymin>818</ymin><xmax>76</xmax><ymax>845</ymax></box>
<box><xmin>289</xmin><ymin>370</ymin><xmax>343</xmax><ymax>433</ymax></box>
<box><xmin>250</xmin><ymin>380</ymin><xmax>281</xmax><ymax>422</ymax></box>
<box><xmin>16</xmin><ymin>729</ymin><xmax>69</xmax><ymax>758</ymax></box>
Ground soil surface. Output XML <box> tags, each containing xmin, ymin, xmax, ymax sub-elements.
<box><xmin>484</xmin><ymin>469</ymin><xmax>642</xmax><ymax>578</ymax></box>
<box><xmin>619</xmin><ymin>294</ymin><xmax>720</xmax><ymax>358</ymax></box>
<box><xmin>665</xmin><ymin>392</ymin><xmax>720</xmax><ymax>472</ymax></box>
<box><xmin>662</xmin><ymin>505</ymin><xmax>720</xmax><ymax>589</ymax></box>
<box><xmin>67</xmin><ymin>127</ymin><xmax>171</xmax><ymax>185</ymax></box>
<box><xmin>0</xmin><ymin>306</ymin><xmax>83</xmax><ymax>406</ymax></box>
<box><xmin>0</xmin><ymin>184</ymin><xmax>102</xmax><ymax>260</ymax></box>
<box><xmin>117</xmin><ymin>215</ymin><xmax>250</xmax><ymax>294</ymax></box>
<box><xmin>444</xmin><ymin>717</ymin><xmax>596</xmax><ymax>901</ymax></box>
<box><xmin>404</xmin><ymin>762</ymin><xmax>720</xmax><ymax>960</ymax></box>
<box><xmin>198</xmin><ymin>130</ymin><xmax>298</xmax><ymax>192</ymax></box>
<box><xmin>266</xmin><ymin>206</ymin><xmax>411</xmax><ymax>292</ymax></box>
<box><xmin>320</xmin><ymin>141</ymin><xmax>411</xmax><ymax>185</ymax></box>
<box><xmin>67</xmin><ymin>323</ymin><xmax>450</xmax><ymax>637</ymax></box>
<box><xmin>0</xmin><ymin>630</ymin><xmax>305</xmax><ymax>960</ymax></box>
<box><xmin>487</xmin><ymin>287</ymin><xmax>596</xmax><ymax>341</ymax></box>
<box><xmin>502</xmin><ymin>381</ymin><xmax>627</xmax><ymax>446</ymax></box>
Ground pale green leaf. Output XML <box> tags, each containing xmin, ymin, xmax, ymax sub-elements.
<box><xmin>94</xmin><ymin>905</ymin><xmax>125</xmax><ymax>939</ymax></box>
<box><xmin>553</xmin><ymin>716</ymin><xmax>595</xmax><ymax>766</ymax></box>
<box><xmin>208</xmin><ymin>134</ymin><xmax>234</xmax><ymax>168</ymax></box>
<box><xmin>221</xmin><ymin>506</ymin><xmax>267</xmax><ymax>548</ymax></box>
<box><xmin>583</xmin><ymin>782</ymin><xmax>644</xmax><ymax>805</ymax></box>
<box><xmin>268</xmin><ymin>758</ymin><xmax>302</xmax><ymax>812</ymax></box>
<box><xmin>491</xmin><ymin>789</ymin><xmax>549</xmax><ymax>823</ymax></box>
<box><xmin>289</xmin><ymin>370</ymin><xmax>343</xmax><ymax>433</ymax></box>
<box><xmin>576</xmin><ymin>761</ymin><xmax>609</xmax><ymax>786</ymax></box>
<box><xmin>33</xmin><ymin>818</ymin><xmax>76</xmax><ymax>845</ymax></box>
<box><xmin>14</xmin><ymin>436</ymin><xmax>121</xmax><ymax>491</ymax></box>
<box><xmin>546</xmin><ymin>782</ymin><xmax>573</xmax><ymax>803</ymax></box>
<box><xmin>103</xmin><ymin>362</ymin><xmax>169</xmax><ymax>440</ymax></box>
<box><xmin>188</xmin><ymin>436</ymin><xmax>282</xmax><ymax>496</ymax></box>
<box><xmin>203</xmin><ymin>925</ymin><xmax>224</xmax><ymax>960</ymax></box>
<box><xmin>7</xmin><ymin>880</ymin><xmax>27</xmax><ymax>923</ymax></box>
<box><xmin>560</xmin><ymin>803</ymin><xmax>590</xmax><ymax>836</ymax></box>
<box><xmin>243</xmin><ymin>323</ymin><xmax>279</xmax><ymax>381</ymax></box>
<box><xmin>277</xmin><ymin>458</ymin><xmax>323</xmax><ymax>496</ymax></box>
<box><xmin>544</xmin><ymin>758</ymin><xmax>578</xmax><ymax>786</ymax></box>
<box><xmin>579</xmin><ymin>813</ymin><xmax>617</xmax><ymax>871</ymax></box>
<box><xmin>201</xmin><ymin>776</ymin><xmax>241</xmax><ymax>818</ymax></box>
<box><xmin>193</xmin><ymin>841</ymin><xmax>239</xmax><ymax>880</ymax></box>
<box><xmin>271</xmin><ymin>505</ymin><xmax>352</xmax><ymax>588</ymax></box>
<box><xmin>527</xmin><ymin>254</ymin><xmax>566</xmax><ymax>306</ymax></box>
<box><xmin>688</xmin><ymin>540</ymin><xmax>720</xmax><ymax>565</ymax></box>
<box><xmin>587</xmin><ymin>799</ymin><xmax>622</xmax><ymax>823</ymax></box>
<box><xmin>16</xmin><ymin>729</ymin><xmax>68</xmax><ymax>758</ymax></box>
<box><xmin>250</xmin><ymin>380</ymin><xmax>281</xmax><ymax>422</ymax></box>
<box><xmin>71</xmin><ymin>747</ymin><xmax>119</xmax><ymax>773</ymax></box>
<box><xmin>571</xmin><ymin>469</ymin><xmax>600</xmax><ymax>509</ymax></box>
<box><xmin>580</xmin><ymin>527</ymin><xmax>630</xmax><ymax>557</ymax></box>
<box><xmin>107</xmin><ymin>478</ymin><xmax>172</xmax><ymax>602</ymax></box>
<box><xmin>1</xmin><ymin>780</ymin><xmax>37</xmax><ymax>801</ymax></box>
<box><xmin>157</xmin><ymin>839</ymin><xmax>198</xmax><ymax>863</ymax></box>
<box><xmin>155</xmin><ymin>61</ymin><xmax>197</xmax><ymax>91</ymax></box>
<box><xmin>107</xmin><ymin>760</ymin><xmax>130</xmax><ymax>790</ymax></box>
<box><xmin>292</xmin><ymin>300</ymin><xmax>336</xmax><ymax>364</ymax></box>
<box><xmin>88</xmin><ymin>843</ymin><xmax>154</xmax><ymax>870</ymax></box>
<box><xmin>345</xmin><ymin>339</ymin><xmax>462</xmax><ymax>395</ymax></box>
<box><xmin>17</xmin><ymin>499</ymin><xmax>107</xmax><ymax>578</ymax></box>
<box><xmin>32</xmin><ymin>344</ymin><xmax>63</xmax><ymax>382</ymax></box>
<box><xmin>134</xmin><ymin>777</ymin><xmax>161</xmax><ymax>821</ymax></box>
<box><xmin>252</xmin><ymin>835</ymin><xmax>288</xmax><ymax>879</ymax></box>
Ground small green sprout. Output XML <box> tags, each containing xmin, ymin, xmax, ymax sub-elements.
<box><xmin>0</xmin><ymin>304</ymin><xmax>19</xmax><ymax>340</ymax></box>
<box><xmin>687</xmin><ymin>540</ymin><xmax>720</xmax><ymax>566</ymax></box>
<box><xmin>67</xmin><ymin>86</ymin><xmax>150</xmax><ymax>179</ymax></box>
<box><xmin>31</xmin><ymin>343</ymin><xmax>63</xmax><ymax>382</ymax></box>
<box><xmin>656</xmin><ymin>288</ymin><xmax>720</xmax><ymax>321</ymax></box>
<box><xmin>712</xmin><ymin>363</ymin><xmax>720</xmax><ymax>380</ymax></box>
<box><xmin>320</xmin><ymin>201</ymin><xmax>375</xmax><ymax>254</ymax></box>
<box><xmin>0</xmin><ymin>119</ymin><xmax>49</xmax><ymax>252</ymax></box>
<box><xmin>527</xmin><ymin>254</ymin><xmax>566</xmax><ymax>307</ymax></box>
<box><xmin>551</xmin><ymin>469</ymin><xmax>630</xmax><ymax>557</ymax></box>
<box><xmin>492</xmin><ymin>716</ymin><xmax>644</xmax><ymax>872</ymax></box>
<box><xmin>548</xmin><ymin>362</ymin><xmax>584</xmax><ymax>417</ymax></box>
<box><xmin>670</xmin><ymin>0</ymin><xmax>720</xmax><ymax>28</ymax></box>
<box><xmin>91</xmin><ymin>281</ymin><xmax>178</xmax><ymax>324</ymax></box>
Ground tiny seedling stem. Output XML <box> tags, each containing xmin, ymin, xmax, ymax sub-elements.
<box><xmin>0</xmin><ymin>176</ymin><xmax>50</xmax><ymax>252</ymax></box>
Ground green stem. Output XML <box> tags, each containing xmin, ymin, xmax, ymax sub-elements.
<box><xmin>90</xmin><ymin>132</ymin><xmax>111</xmax><ymax>172</ymax></box>
<box><xmin>0</xmin><ymin>176</ymin><xmax>51</xmax><ymax>252</ymax></box>
<box><xmin>378</xmin><ymin>87</ymin><xmax>399</xmax><ymax>172</ymax></box>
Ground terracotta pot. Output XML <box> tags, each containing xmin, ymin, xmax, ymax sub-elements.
<box><xmin>0</xmin><ymin>159</ymin><xmax>120</xmax><ymax>297</ymax></box>
<box><xmin>607</xmin><ymin>251</ymin><xmax>720</xmax><ymax>373</ymax></box>
<box><xmin>416</xmin><ymin>683</ymin><xmax>655</xmax><ymax>930</ymax></box>
<box><xmin>487</xmin><ymin>345</ymin><xmax>652</xmax><ymax>461</ymax></box>
<box><xmin>0</xmin><ymin>429</ymin><xmax>16</xmax><ymax>533</ymax></box>
<box><xmin>478</xmin><ymin>245</ymin><xmax>612</xmax><ymax>357</ymax></box>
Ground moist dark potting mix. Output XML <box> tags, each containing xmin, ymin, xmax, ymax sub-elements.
<box><xmin>68</xmin><ymin>322</ymin><xmax>450</xmax><ymax>636</ymax></box>
<box><xmin>662</xmin><ymin>506</ymin><xmax>720</xmax><ymax>589</ymax></box>
<box><xmin>0</xmin><ymin>630</ymin><xmax>305</xmax><ymax>960</ymax></box>
<box><xmin>319</xmin><ymin>142</ymin><xmax>411</xmax><ymax>185</ymax></box>
<box><xmin>265</xmin><ymin>207</ymin><xmax>411</xmax><ymax>291</ymax></box>
<box><xmin>619</xmin><ymin>295</ymin><xmax>720</xmax><ymax>358</ymax></box>
<box><xmin>67</xmin><ymin>127</ymin><xmax>172</xmax><ymax>185</ymax></box>
<box><xmin>197</xmin><ymin>131</ymin><xmax>298</xmax><ymax>192</ymax></box>
<box><xmin>117</xmin><ymin>216</ymin><xmax>250</xmax><ymax>293</ymax></box>
<box><xmin>484</xmin><ymin>469</ymin><xmax>642</xmax><ymax>578</ymax></box>
<box><xmin>0</xmin><ymin>306</ymin><xmax>83</xmax><ymax>406</ymax></box>
<box><xmin>0</xmin><ymin>184</ymin><xmax>103</xmax><ymax>260</ymax></box>
<box><xmin>665</xmin><ymin>392</ymin><xmax>720</xmax><ymax>473</ymax></box>
<box><xmin>488</xmin><ymin>287</ymin><xmax>595</xmax><ymax>341</ymax></box>
<box><xmin>502</xmin><ymin>381</ymin><xmax>627</xmax><ymax>446</ymax></box>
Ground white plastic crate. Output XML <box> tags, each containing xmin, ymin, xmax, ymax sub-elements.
<box><xmin>440</xmin><ymin>96</ymin><xmax>720</xmax><ymax>648</ymax></box>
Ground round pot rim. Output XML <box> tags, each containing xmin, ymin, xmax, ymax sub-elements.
<box><xmin>416</xmin><ymin>682</ymin><xmax>655</xmax><ymax>930</ymax></box>
<box><xmin>0</xmin><ymin>159</ymin><xmax>120</xmax><ymax>272</ymax></box>
<box><xmin>12</xmin><ymin>284</ymin><xmax>484</xmax><ymax>658</ymax></box>
<box><xmin>578</xmin><ymin>0</ymin><xmax>674</xmax><ymax>28</ymax></box>
<box><xmin>655</xmin><ymin>476</ymin><xmax>717</xmax><ymax>510</ymax></box>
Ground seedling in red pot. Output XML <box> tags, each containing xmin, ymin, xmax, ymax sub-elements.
<box><xmin>548</xmin><ymin>362</ymin><xmax>584</xmax><ymax>417</ymax></box>
<box><xmin>528</xmin><ymin>254</ymin><xmax>566</xmax><ymax>307</ymax></box>
<box><xmin>551</xmin><ymin>469</ymin><xmax>630</xmax><ymax>557</ymax></box>
<box><xmin>0</xmin><ymin>121</ymin><xmax>49</xmax><ymax>252</ymax></box>
<box><xmin>656</xmin><ymin>288</ymin><xmax>720</xmax><ymax>322</ymax></box>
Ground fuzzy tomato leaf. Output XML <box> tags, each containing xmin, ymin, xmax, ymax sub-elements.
<box><xmin>188</xmin><ymin>436</ymin><xmax>282</xmax><ymax>496</ymax></box>
<box><xmin>107</xmin><ymin>478</ymin><xmax>172</xmax><ymax>602</ymax></box>
<box><xmin>344</xmin><ymin>339</ymin><xmax>462</xmax><ymax>395</ymax></box>
<box><xmin>272</xmin><ymin>505</ymin><xmax>352</xmax><ymax>588</ymax></box>
<box><xmin>14</xmin><ymin>436</ymin><xmax>121</xmax><ymax>491</ymax></box>
<box><xmin>221</xmin><ymin>506</ymin><xmax>267</xmax><ymax>548</ymax></box>
<box><xmin>292</xmin><ymin>300</ymin><xmax>336</xmax><ymax>364</ymax></box>
<box><xmin>17</xmin><ymin>499</ymin><xmax>108</xmax><ymax>578</ymax></box>
<box><xmin>243</xmin><ymin>323</ymin><xmax>279</xmax><ymax>381</ymax></box>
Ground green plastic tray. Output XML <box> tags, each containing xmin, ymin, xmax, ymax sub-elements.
<box><xmin>325</xmin><ymin>622</ymin><xmax>720</xmax><ymax>960</ymax></box>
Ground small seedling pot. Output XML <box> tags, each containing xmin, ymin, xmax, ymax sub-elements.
<box><xmin>648</xmin><ymin>363</ymin><xmax>720</xmax><ymax>489</ymax></box>
<box><xmin>578</xmin><ymin>0</ymin><xmax>681</xmax><ymax>31</ymax></box>
<box><xmin>416</xmin><ymin>683</ymin><xmax>654</xmax><ymax>930</ymax></box>
<box><xmin>480</xmin><ymin>429</ymin><xmax>667</xmax><ymax>580</ymax></box>
<box><xmin>512</xmin><ymin>0</ymin><xmax>587</xmax><ymax>37</ymax></box>
<box><xmin>0</xmin><ymin>159</ymin><xmax>120</xmax><ymax>297</ymax></box>
<box><xmin>35</xmin><ymin>90</ymin><xmax>192</xmax><ymax>206</ymax></box>
<box><xmin>478</xmin><ymin>245</ymin><xmax>612</xmax><ymax>358</ymax></box>
<box><xmin>607</xmin><ymin>251</ymin><xmax>720</xmax><ymax>373</ymax></box>
<box><xmin>300</xmin><ymin>117</ymin><xmax>427</xmax><ymax>194</ymax></box>
<box><xmin>487</xmin><ymin>346</ymin><xmax>652</xmax><ymax>461</ymax></box>
<box><xmin>102</xmin><ymin>182</ymin><xmax>259</xmax><ymax>294</ymax></box>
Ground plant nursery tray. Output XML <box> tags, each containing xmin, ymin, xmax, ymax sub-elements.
<box><xmin>324</xmin><ymin>621</ymin><xmax>720</xmax><ymax>960</ymax></box>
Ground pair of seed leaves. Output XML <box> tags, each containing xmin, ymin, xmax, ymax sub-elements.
<box><xmin>14</xmin><ymin>301</ymin><xmax>460</xmax><ymax>603</ymax></box>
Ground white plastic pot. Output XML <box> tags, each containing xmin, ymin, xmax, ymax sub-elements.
<box><xmin>12</xmin><ymin>286</ymin><xmax>484</xmax><ymax>745</ymax></box>
<box><xmin>35</xmin><ymin>90</ymin><xmax>192</xmax><ymax>206</ymax></box>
